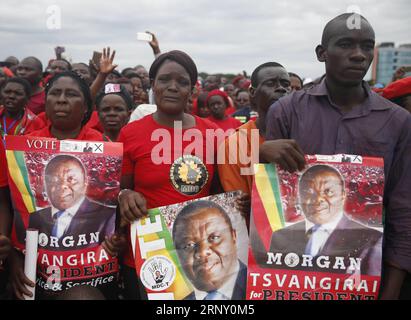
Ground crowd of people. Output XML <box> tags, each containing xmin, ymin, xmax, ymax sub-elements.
<box><xmin>0</xmin><ymin>12</ymin><xmax>411</xmax><ymax>300</ymax></box>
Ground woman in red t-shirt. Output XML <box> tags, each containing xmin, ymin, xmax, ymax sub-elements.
<box><xmin>8</xmin><ymin>71</ymin><xmax>110</xmax><ymax>300</ymax></box>
<box><xmin>116</xmin><ymin>50</ymin><xmax>222</xmax><ymax>299</ymax></box>
<box><xmin>27</xmin><ymin>71</ymin><xmax>102</xmax><ymax>141</ymax></box>
<box><xmin>0</xmin><ymin>78</ymin><xmax>45</xmax><ymax>290</ymax></box>
<box><xmin>95</xmin><ymin>83</ymin><xmax>133</xmax><ymax>142</ymax></box>
<box><xmin>0</xmin><ymin>78</ymin><xmax>45</xmax><ymax>186</ymax></box>
<box><xmin>0</xmin><ymin>78</ymin><xmax>45</xmax><ymax>141</ymax></box>
<box><xmin>206</xmin><ymin>89</ymin><xmax>242</xmax><ymax>131</ymax></box>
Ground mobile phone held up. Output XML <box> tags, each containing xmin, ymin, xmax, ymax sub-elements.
<box><xmin>137</xmin><ymin>32</ymin><xmax>153</xmax><ymax>42</ymax></box>
<box><xmin>92</xmin><ymin>51</ymin><xmax>102</xmax><ymax>66</ymax></box>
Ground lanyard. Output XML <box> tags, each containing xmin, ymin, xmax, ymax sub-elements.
<box><xmin>1</xmin><ymin>116</ymin><xmax>19</xmax><ymax>147</ymax></box>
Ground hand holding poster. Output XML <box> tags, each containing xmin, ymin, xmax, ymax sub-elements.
<box><xmin>23</xmin><ymin>229</ymin><xmax>38</xmax><ymax>300</ymax></box>
<box><xmin>247</xmin><ymin>154</ymin><xmax>384</xmax><ymax>300</ymax></box>
<box><xmin>5</xmin><ymin>136</ymin><xmax>122</xmax><ymax>299</ymax></box>
<box><xmin>131</xmin><ymin>191</ymin><xmax>249</xmax><ymax>300</ymax></box>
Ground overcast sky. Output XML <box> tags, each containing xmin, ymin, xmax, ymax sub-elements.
<box><xmin>1</xmin><ymin>0</ymin><xmax>410</xmax><ymax>80</ymax></box>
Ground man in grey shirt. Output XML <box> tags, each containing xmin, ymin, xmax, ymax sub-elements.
<box><xmin>261</xmin><ymin>13</ymin><xmax>411</xmax><ymax>299</ymax></box>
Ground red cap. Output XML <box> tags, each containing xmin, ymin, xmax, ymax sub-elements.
<box><xmin>2</xmin><ymin>67</ymin><xmax>14</xmax><ymax>77</ymax></box>
<box><xmin>206</xmin><ymin>89</ymin><xmax>230</xmax><ymax>107</ymax></box>
<box><xmin>381</xmin><ymin>77</ymin><xmax>411</xmax><ymax>99</ymax></box>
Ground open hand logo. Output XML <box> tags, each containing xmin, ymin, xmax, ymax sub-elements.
<box><xmin>140</xmin><ymin>256</ymin><xmax>176</xmax><ymax>291</ymax></box>
<box><xmin>148</xmin><ymin>260</ymin><xmax>168</xmax><ymax>284</ymax></box>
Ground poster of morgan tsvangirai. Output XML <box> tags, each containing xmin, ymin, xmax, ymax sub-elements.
<box><xmin>131</xmin><ymin>191</ymin><xmax>249</xmax><ymax>300</ymax></box>
<box><xmin>247</xmin><ymin>154</ymin><xmax>384</xmax><ymax>300</ymax></box>
<box><xmin>5</xmin><ymin>135</ymin><xmax>122</xmax><ymax>298</ymax></box>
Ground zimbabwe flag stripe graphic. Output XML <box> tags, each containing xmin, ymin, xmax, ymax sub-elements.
<box><xmin>6</xmin><ymin>150</ymin><xmax>36</xmax><ymax>213</ymax></box>
<box><xmin>251</xmin><ymin>176</ymin><xmax>275</xmax><ymax>250</ymax></box>
<box><xmin>254</xmin><ymin>164</ymin><xmax>285</xmax><ymax>233</ymax></box>
<box><xmin>136</xmin><ymin>209</ymin><xmax>193</xmax><ymax>299</ymax></box>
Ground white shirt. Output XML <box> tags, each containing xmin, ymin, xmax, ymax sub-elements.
<box><xmin>51</xmin><ymin>197</ymin><xmax>85</xmax><ymax>239</ymax></box>
<box><xmin>193</xmin><ymin>260</ymin><xmax>240</xmax><ymax>300</ymax></box>
<box><xmin>304</xmin><ymin>211</ymin><xmax>344</xmax><ymax>256</ymax></box>
<box><xmin>129</xmin><ymin>104</ymin><xmax>157</xmax><ymax>123</ymax></box>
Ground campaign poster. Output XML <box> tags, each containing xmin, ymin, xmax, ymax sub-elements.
<box><xmin>5</xmin><ymin>136</ymin><xmax>122</xmax><ymax>298</ymax></box>
<box><xmin>131</xmin><ymin>191</ymin><xmax>249</xmax><ymax>300</ymax></box>
<box><xmin>247</xmin><ymin>154</ymin><xmax>384</xmax><ymax>300</ymax></box>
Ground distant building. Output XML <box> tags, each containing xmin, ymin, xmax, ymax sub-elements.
<box><xmin>372</xmin><ymin>43</ymin><xmax>411</xmax><ymax>86</ymax></box>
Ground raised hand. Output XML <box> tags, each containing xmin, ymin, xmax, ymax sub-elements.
<box><xmin>99</xmin><ymin>47</ymin><xmax>118</xmax><ymax>75</ymax></box>
<box><xmin>146</xmin><ymin>31</ymin><xmax>161</xmax><ymax>55</ymax></box>
<box><xmin>54</xmin><ymin>46</ymin><xmax>65</xmax><ymax>59</ymax></box>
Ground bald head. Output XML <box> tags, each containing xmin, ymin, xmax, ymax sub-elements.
<box><xmin>21</xmin><ymin>56</ymin><xmax>43</xmax><ymax>72</ymax></box>
<box><xmin>321</xmin><ymin>13</ymin><xmax>374</xmax><ymax>48</ymax></box>
<box><xmin>16</xmin><ymin>57</ymin><xmax>43</xmax><ymax>86</ymax></box>
<box><xmin>316</xmin><ymin>13</ymin><xmax>375</xmax><ymax>86</ymax></box>
<box><xmin>5</xmin><ymin>56</ymin><xmax>19</xmax><ymax>66</ymax></box>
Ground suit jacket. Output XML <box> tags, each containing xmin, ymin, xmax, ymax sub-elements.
<box><xmin>267</xmin><ymin>215</ymin><xmax>383</xmax><ymax>275</ymax></box>
<box><xmin>29</xmin><ymin>197</ymin><xmax>115</xmax><ymax>250</ymax></box>
<box><xmin>183</xmin><ymin>260</ymin><xmax>247</xmax><ymax>300</ymax></box>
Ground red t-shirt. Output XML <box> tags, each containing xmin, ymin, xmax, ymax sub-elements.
<box><xmin>36</xmin><ymin>112</ymin><xmax>50</xmax><ymax>126</ymax></box>
<box><xmin>28</xmin><ymin>125</ymin><xmax>103</xmax><ymax>140</ymax></box>
<box><xmin>118</xmin><ymin>114</ymin><xmax>219</xmax><ymax>267</ymax></box>
<box><xmin>85</xmin><ymin>111</ymin><xmax>104</xmax><ymax>133</ymax></box>
<box><xmin>1</xmin><ymin>114</ymin><xmax>44</xmax><ymax>136</ymax></box>
<box><xmin>34</xmin><ymin>111</ymin><xmax>104</xmax><ymax>134</ymax></box>
<box><xmin>26</xmin><ymin>90</ymin><xmax>46</xmax><ymax>115</ymax></box>
<box><xmin>207</xmin><ymin>116</ymin><xmax>242</xmax><ymax>131</ymax></box>
<box><xmin>2</xmin><ymin>116</ymin><xmax>19</xmax><ymax>136</ymax></box>
<box><xmin>225</xmin><ymin>106</ymin><xmax>236</xmax><ymax>116</ymax></box>
<box><xmin>0</xmin><ymin>142</ymin><xmax>7</xmax><ymax>187</ymax></box>
<box><xmin>191</xmin><ymin>98</ymin><xmax>198</xmax><ymax>115</ymax></box>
